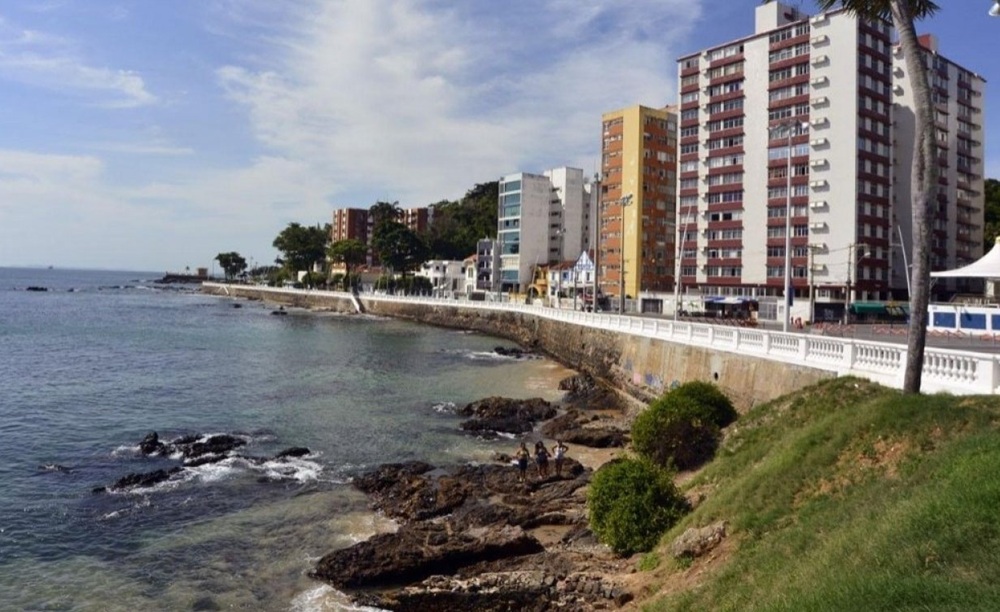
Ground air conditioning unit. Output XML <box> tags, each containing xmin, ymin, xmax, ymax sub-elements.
<box><xmin>810</xmin><ymin>138</ymin><xmax>828</xmax><ymax>146</ymax></box>
<box><xmin>808</xmin><ymin>242</ymin><xmax>827</xmax><ymax>250</ymax></box>
<box><xmin>810</xmin><ymin>158</ymin><xmax>828</xmax><ymax>168</ymax></box>
<box><xmin>893</xmin><ymin>84</ymin><xmax>904</xmax><ymax>95</ymax></box>
<box><xmin>810</xmin><ymin>180</ymin><xmax>828</xmax><ymax>188</ymax></box>
<box><xmin>811</xmin><ymin>34</ymin><xmax>829</xmax><ymax>45</ymax></box>
<box><xmin>811</xmin><ymin>76</ymin><xmax>829</xmax><ymax>86</ymax></box>
<box><xmin>809</xmin><ymin>201</ymin><xmax>828</xmax><ymax>209</ymax></box>
<box><xmin>811</xmin><ymin>55</ymin><xmax>829</xmax><ymax>65</ymax></box>
<box><xmin>810</xmin><ymin>96</ymin><xmax>829</xmax><ymax>106</ymax></box>
<box><xmin>810</xmin><ymin>221</ymin><xmax>827</xmax><ymax>230</ymax></box>
<box><xmin>810</xmin><ymin>117</ymin><xmax>828</xmax><ymax>127</ymax></box>
<box><xmin>811</xmin><ymin>14</ymin><xmax>829</xmax><ymax>25</ymax></box>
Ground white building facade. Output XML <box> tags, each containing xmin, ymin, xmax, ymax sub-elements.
<box><xmin>497</xmin><ymin>168</ymin><xmax>596</xmax><ymax>293</ymax></box>
<box><xmin>892</xmin><ymin>34</ymin><xmax>987</xmax><ymax>297</ymax></box>
<box><xmin>676</xmin><ymin>1</ymin><xmax>985</xmax><ymax>323</ymax></box>
<box><xmin>416</xmin><ymin>260</ymin><xmax>466</xmax><ymax>297</ymax></box>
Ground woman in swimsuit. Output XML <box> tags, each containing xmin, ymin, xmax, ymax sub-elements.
<box><xmin>534</xmin><ymin>441</ymin><xmax>551</xmax><ymax>479</ymax></box>
<box><xmin>553</xmin><ymin>440</ymin><xmax>568</xmax><ymax>477</ymax></box>
<box><xmin>514</xmin><ymin>442</ymin><xmax>530</xmax><ymax>483</ymax></box>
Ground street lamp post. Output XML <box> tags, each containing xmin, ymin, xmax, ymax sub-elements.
<box><xmin>618</xmin><ymin>194</ymin><xmax>634</xmax><ymax>314</ymax></box>
<box><xmin>769</xmin><ymin>120</ymin><xmax>808</xmax><ymax>332</ymax></box>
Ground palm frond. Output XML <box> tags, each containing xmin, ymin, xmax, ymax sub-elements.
<box><xmin>812</xmin><ymin>0</ymin><xmax>939</xmax><ymax>21</ymax></box>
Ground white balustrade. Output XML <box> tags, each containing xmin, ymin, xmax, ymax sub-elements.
<box><xmin>204</xmin><ymin>283</ymin><xmax>1000</xmax><ymax>396</ymax></box>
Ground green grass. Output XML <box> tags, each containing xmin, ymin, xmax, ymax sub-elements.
<box><xmin>643</xmin><ymin>378</ymin><xmax>1000</xmax><ymax>611</ymax></box>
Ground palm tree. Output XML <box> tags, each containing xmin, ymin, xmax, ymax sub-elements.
<box><xmin>811</xmin><ymin>0</ymin><xmax>939</xmax><ymax>393</ymax></box>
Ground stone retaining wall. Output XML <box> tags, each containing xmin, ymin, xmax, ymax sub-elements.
<box><xmin>204</xmin><ymin>285</ymin><xmax>833</xmax><ymax>411</ymax></box>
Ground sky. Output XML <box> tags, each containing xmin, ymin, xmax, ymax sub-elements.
<box><xmin>0</xmin><ymin>1</ymin><xmax>997</xmax><ymax>272</ymax></box>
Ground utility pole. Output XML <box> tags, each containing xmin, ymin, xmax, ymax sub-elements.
<box><xmin>592</xmin><ymin>173</ymin><xmax>600</xmax><ymax>312</ymax></box>
<box><xmin>808</xmin><ymin>245</ymin><xmax>816</xmax><ymax>326</ymax></box>
<box><xmin>844</xmin><ymin>244</ymin><xmax>854</xmax><ymax>325</ymax></box>
<box><xmin>618</xmin><ymin>194</ymin><xmax>634</xmax><ymax>315</ymax></box>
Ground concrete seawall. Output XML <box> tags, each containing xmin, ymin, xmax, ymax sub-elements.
<box><xmin>204</xmin><ymin>285</ymin><xmax>833</xmax><ymax>411</ymax></box>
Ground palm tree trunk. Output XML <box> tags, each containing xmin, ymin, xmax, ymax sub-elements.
<box><xmin>890</xmin><ymin>0</ymin><xmax>938</xmax><ymax>393</ymax></box>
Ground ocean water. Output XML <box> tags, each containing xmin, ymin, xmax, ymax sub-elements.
<box><xmin>0</xmin><ymin>268</ymin><xmax>572</xmax><ymax>611</ymax></box>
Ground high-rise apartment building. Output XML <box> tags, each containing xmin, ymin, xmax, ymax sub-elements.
<box><xmin>599</xmin><ymin>105</ymin><xmax>678</xmax><ymax>301</ymax></box>
<box><xmin>497</xmin><ymin>167</ymin><xmax>596</xmax><ymax>293</ymax></box>
<box><xmin>331</xmin><ymin>208</ymin><xmax>369</xmax><ymax>244</ymax></box>
<box><xmin>402</xmin><ymin>206</ymin><xmax>432</xmax><ymax>235</ymax></box>
<box><xmin>893</xmin><ymin>34</ymin><xmax>986</xmax><ymax>296</ymax></box>
<box><xmin>676</xmin><ymin>1</ymin><xmax>984</xmax><ymax>322</ymax></box>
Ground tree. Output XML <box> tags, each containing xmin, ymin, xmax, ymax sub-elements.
<box><xmin>214</xmin><ymin>251</ymin><xmax>247</xmax><ymax>282</ymax></box>
<box><xmin>984</xmin><ymin>179</ymin><xmax>1000</xmax><ymax>250</ymax></box>
<box><xmin>423</xmin><ymin>182</ymin><xmax>499</xmax><ymax>260</ymax></box>
<box><xmin>812</xmin><ymin>0</ymin><xmax>939</xmax><ymax>393</ymax></box>
<box><xmin>272</xmin><ymin>223</ymin><xmax>329</xmax><ymax>275</ymax></box>
<box><xmin>328</xmin><ymin>239</ymin><xmax>367</xmax><ymax>290</ymax></box>
<box><xmin>371</xmin><ymin>221</ymin><xmax>428</xmax><ymax>279</ymax></box>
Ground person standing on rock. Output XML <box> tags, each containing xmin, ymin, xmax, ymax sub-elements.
<box><xmin>514</xmin><ymin>442</ymin><xmax>530</xmax><ymax>483</ymax></box>
<box><xmin>534</xmin><ymin>441</ymin><xmax>551</xmax><ymax>479</ymax></box>
<box><xmin>553</xmin><ymin>440</ymin><xmax>568</xmax><ymax>477</ymax></box>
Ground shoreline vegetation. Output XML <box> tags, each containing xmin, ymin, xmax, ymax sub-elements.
<box><xmin>221</xmin><ymin>295</ymin><xmax>1000</xmax><ymax>611</ymax></box>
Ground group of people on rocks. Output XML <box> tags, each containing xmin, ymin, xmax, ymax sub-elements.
<box><xmin>514</xmin><ymin>439</ymin><xmax>568</xmax><ymax>483</ymax></box>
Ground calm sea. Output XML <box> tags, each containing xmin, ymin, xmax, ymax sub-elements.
<box><xmin>0</xmin><ymin>267</ymin><xmax>571</xmax><ymax>611</ymax></box>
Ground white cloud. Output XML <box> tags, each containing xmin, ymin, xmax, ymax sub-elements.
<box><xmin>0</xmin><ymin>15</ymin><xmax>156</xmax><ymax>107</ymax></box>
<box><xmin>215</xmin><ymin>0</ymin><xmax>703</xmax><ymax>205</ymax></box>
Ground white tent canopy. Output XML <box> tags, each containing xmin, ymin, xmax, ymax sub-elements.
<box><xmin>930</xmin><ymin>238</ymin><xmax>1000</xmax><ymax>279</ymax></box>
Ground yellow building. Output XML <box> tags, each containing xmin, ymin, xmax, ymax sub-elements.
<box><xmin>599</xmin><ymin>105</ymin><xmax>678</xmax><ymax>302</ymax></box>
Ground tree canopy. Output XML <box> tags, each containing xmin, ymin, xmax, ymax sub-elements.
<box><xmin>328</xmin><ymin>238</ymin><xmax>367</xmax><ymax>289</ymax></box>
<box><xmin>422</xmin><ymin>181</ymin><xmax>498</xmax><ymax>260</ymax></box>
<box><xmin>272</xmin><ymin>223</ymin><xmax>329</xmax><ymax>273</ymax></box>
<box><xmin>372</xmin><ymin>220</ymin><xmax>427</xmax><ymax>276</ymax></box>
<box><xmin>214</xmin><ymin>252</ymin><xmax>247</xmax><ymax>282</ymax></box>
<box><xmin>984</xmin><ymin>178</ymin><xmax>1000</xmax><ymax>250</ymax></box>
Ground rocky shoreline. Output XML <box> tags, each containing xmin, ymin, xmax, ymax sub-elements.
<box><xmin>311</xmin><ymin>371</ymin><xmax>642</xmax><ymax>611</ymax></box>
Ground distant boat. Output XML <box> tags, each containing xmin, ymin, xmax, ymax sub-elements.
<box><xmin>47</xmin><ymin>265</ymin><xmax>54</xmax><ymax>270</ymax></box>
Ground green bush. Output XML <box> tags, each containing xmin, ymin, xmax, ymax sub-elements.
<box><xmin>632</xmin><ymin>394</ymin><xmax>720</xmax><ymax>470</ymax></box>
<box><xmin>669</xmin><ymin>381</ymin><xmax>738</xmax><ymax>428</ymax></box>
<box><xmin>588</xmin><ymin>457</ymin><xmax>688</xmax><ymax>556</ymax></box>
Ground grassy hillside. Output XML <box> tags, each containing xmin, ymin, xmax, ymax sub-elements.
<box><xmin>639</xmin><ymin>377</ymin><xmax>1000</xmax><ymax>611</ymax></box>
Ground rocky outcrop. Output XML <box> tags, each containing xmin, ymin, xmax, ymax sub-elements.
<box><xmin>540</xmin><ymin>409</ymin><xmax>627</xmax><ymax>449</ymax></box>
<box><xmin>93</xmin><ymin>432</ymin><xmax>311</xmax><ymax>493</ymax></box>
<box><xmin>313</xmin><ymin>453</ymin><xmax>634</xmax><ymax>610</ymax></box>
<box><xmin>458</xmin><ymin>397</ymin><xmax>557</xmax><ymax>436</ymax></box>
<box><xmin>313</xmin><ymin>524</ymin><xmax>545</xmax><ymax>589</ymax></box>
<box><xmin>669</xmin><ymin>520</ymin><xmax>727</xmax><ymax>559</ymax></box>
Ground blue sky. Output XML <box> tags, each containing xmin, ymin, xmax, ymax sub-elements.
<box><xmin>0</xmin><ymin>1</ymin><xmax>996</xmax><ymax>272</ymax></box>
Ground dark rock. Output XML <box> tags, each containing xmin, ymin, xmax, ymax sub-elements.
<box><xmin>458</xmin><ymin>397</ymin><xmax>556</xmax><ymax>435</ymax></box>
<box><xmin>25</xmin><ymin>286</ymin><xmax>49</xmax><ymax>292</ymax></box>
<box><xmin>275</xmin><ymin>447</ymin><xmax>310</xmax><ymax>459</ymax></box>
<box><xmin>558</xmin><ymin>373</ymin><xmax>631</xmax><ymax>411</ymax></box>
<box><xmin>107</xmin><ymin>467</ymin><xmax>183</xmax><ymax>491</ymax></box>
<box><xmin>181</xmin><ymin>434</ymin><xmax>246</xmax><ymax>459</ymax></box>
<box><xmin>560</xmin><ymin>427</ymin><xmax>626</xmax><ymax>448</ymax></box>
<box><xmin>493</xmin><ymin>346</ymin><xmax>534</xmax><ymax>359</ymax></box>
<box><xmin>138</xmin><ymin>432</ymin><xmax>166</xmax><ymax>456</ymax></box>
<box><xmin>352</xmin><ymin>461</ymin><xmax>434</xmax><ymax>496</ymax></box>
<box><xmin>312</xmin><ymin>524</ymin><xmax>544</xmax><ymax>589</ymax></box>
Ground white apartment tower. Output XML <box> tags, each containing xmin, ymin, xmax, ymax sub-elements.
<box><xmin>676</xmin><ymin>2</ymin><xmax>985</xmax><ymax>322</ymax></box>
<box><xmin>497</xmin><ymin>167</ymin><xmax>596</xmax><ymax>293</ymax></box>
<box><xmin>893</xmin><ymin>34</ymin><xmax>987</xmax><ymax>296</ymax></box>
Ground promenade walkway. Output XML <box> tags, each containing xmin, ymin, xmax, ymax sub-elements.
<box><xmin>205</xmin><ymin>283</ymin><xmax>1000</xmax><ymax>397</ymax></box>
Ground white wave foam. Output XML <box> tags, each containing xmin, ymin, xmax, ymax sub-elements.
<box><xmin>432</xmin><ymin>401</ymin><xmax>456</xmax><ymax>414</ymax></box>
<box><xmin>289</xmin><ymin>584</ymin><xmax>389</xmax><ymax>612</ymax></box>
<box><xmin>258</xmin><ymin>457</ymin><xmax>323</xmax><ymax>483</ymax></box>
<box><xmin>111</xmin><ymin>444</ymin><xmax>140</xmax><ymax>457</ymax></box>
<box><xmin>466</xmin><ymin>350</ymin><xmax>515</xmax><ymax>361</ymax></box>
